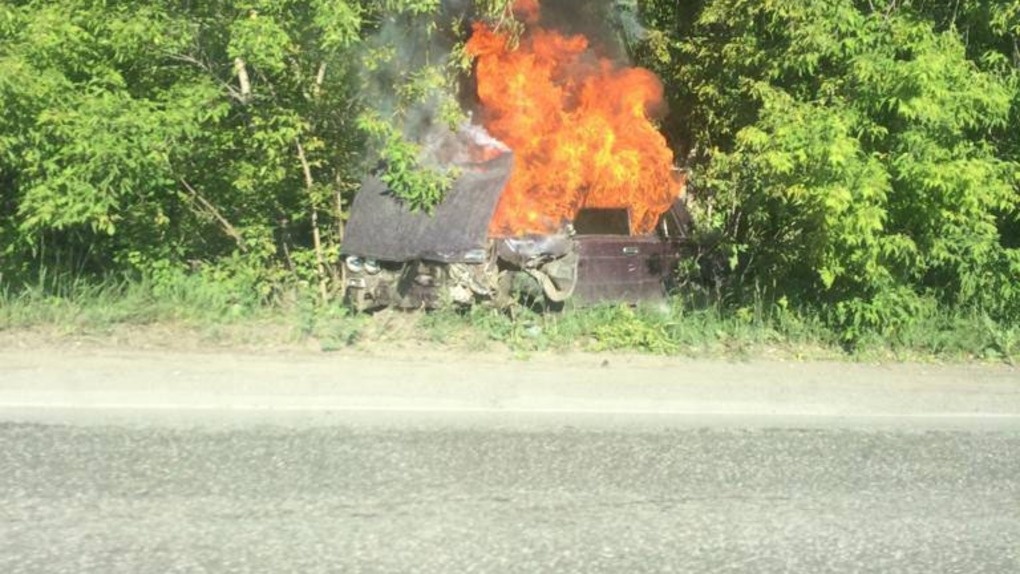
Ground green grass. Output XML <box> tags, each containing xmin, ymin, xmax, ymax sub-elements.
<box><xmin>0</xmin><ymin>272</ymin><xmax>1015</xmax><ymax>364</ymax></box>
<box><xmin>416</xmin><ymin>302</ymin><xmax>831</xmax><ymax>358</ymax></box>
<box><xmin>1</xmin><ymin>272</ymin><xmax>262</xmax><ymax>330</ymax></box>
<box><xmin>417</xmin><ymin>299</ymin><xmax>1016</xmax><ymax>363</ymax></box>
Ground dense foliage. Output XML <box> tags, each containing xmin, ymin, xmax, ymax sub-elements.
<box><xmin>639</xmin><ymin>0</ymin><xmax>1020</xmax><ymax>336</ymax></box>
<box><xmin>1</xmin><ymin>0</ymin><xmax>1017</xmax><ymax>337</ymax></box>
<box><xmin>0</xmin><ymin>0</ymin><xmax>442</xmax><ymax>299</ymax></box>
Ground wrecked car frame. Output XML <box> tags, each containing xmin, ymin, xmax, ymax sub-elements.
<box><xmin>341</xmin><ymin>152</ymin><xmax>690</xmax><ymax>312</ymax></box>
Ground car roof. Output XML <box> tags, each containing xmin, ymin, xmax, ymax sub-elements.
<box><xmin>342</xmin><ymin>152</ymin><xmax>513</xmax><ymax>264</ymax></box>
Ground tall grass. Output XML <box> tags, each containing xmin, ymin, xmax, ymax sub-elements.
<box><xmin>419</xmin><ymin>299</ymin><xmax>1016</xmax><ymax>363</ymax></box>
<box><xmin>0</xmin><ymin>267</ymin><xmax>370</xmax><ymax>349</ymax></box>
<box><xmin>1</xmin><ymin>270</ymin><xmax>266</xmax><ymax>330</ymax></box>
<box><xmin>1</xmin><ymin>270</ymin><xmax>1014</xmax><ymax>363</ymax></box>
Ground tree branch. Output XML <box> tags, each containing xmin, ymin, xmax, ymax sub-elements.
<box><xmin>180</xmin><ymin>179</ymin><xmax>247</xmax><ymax>252</ymax></box>
<box><xmin>313</xmin><ymin>62</ymin><xmax>327</xmax><ymax>99</ymax></box>
<box><xmin>166</xmin><ymin>53</ymin><xmax>251</xmax><ymax>104</ymax></box>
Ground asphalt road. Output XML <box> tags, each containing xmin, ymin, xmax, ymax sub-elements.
<box><xmin>1</xmin><ymin>349</ymin><xmax>1019</xmax><ymax>573</ymax></box>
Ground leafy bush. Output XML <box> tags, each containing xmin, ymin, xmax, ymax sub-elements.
<box><xmin>640</xmin><ymin>0</ymin><xmax>1020</xmax><ymax>335</ymax></box>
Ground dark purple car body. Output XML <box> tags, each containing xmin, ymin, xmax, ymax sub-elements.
<box><xmin>569</xmin><ymin>205</ymin><xmax>691</xmax><ymax>304</ymax></box>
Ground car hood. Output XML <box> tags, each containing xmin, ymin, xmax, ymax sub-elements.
<box><xmin>343</xmin><ymin>152</ymin><xmax>514</xmax><ymax>264</ymax></box>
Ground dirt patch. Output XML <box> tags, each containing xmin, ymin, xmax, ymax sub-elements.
<box><xmin>0</xmin><ymin>320</ymin><xmax>519</xmax><ymax>364</ymax></box>
<box><xmin>1</xmin><ymin>323</ymin><xmax>302</xmax><ymax>354</ymax></box>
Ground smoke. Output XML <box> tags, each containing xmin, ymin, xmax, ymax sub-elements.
<box><xmin>360</xmin><ymin>1</ymin><xmax>652</xmax><ymax>168</ymax></box>
<box><xmin>360</xmin><ymin>3</ymin><xmax>498</xmax><ymax>170</ymax></box>
<box><xmin>419</xmin><ymin>121</ymin><xmax>511</xmax><ymax>167</ymax></box>
<box><xmin>360</xmin><ymin>11</ymin><xmax>454</xmax><ymax>142</ymax></box>
<box><xmin>511</xmin><ymin>0</ymin><xmax>648</xmax><ymax>61</ymax></box>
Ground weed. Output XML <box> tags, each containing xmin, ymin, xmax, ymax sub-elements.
<box><xmin>1</xmin><ymin>270</ymin><xmax>1015</xmax><ymax>364</ymax></box>
<box><xmin>419</xmin><ymin>308</ymin><xmax>468</xmax><ymax>345</ymax></box>
<box><xmin>983</xmin><ymin>315</ymin><xmax>1017</xmax><ymax>364</ymax></box>
<box><xmin>589</xmin><ymin>305</ymin><xmax>679</xmax><ymax>354</ymax></box>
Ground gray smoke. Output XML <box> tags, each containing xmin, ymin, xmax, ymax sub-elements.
<box><xmin>518</xmin><ymin>0</ymin><xmax>648</xmax><ymax>61</ymax></box>
<box><xmin>360</xmin><ymin>0</ymin><xmax>650</xmax><ymax>168</ymax></box>
<box><xmin>360</xmin><ymin>11</ymin><xmax>454</xmax><ymax>141</ymax></box>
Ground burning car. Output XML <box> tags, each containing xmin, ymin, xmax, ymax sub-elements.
<box><xmin>341</xmin><ymin>144</ymin><xmax>691</xmax><ymax>312</ymax></box>
<box><xmin>343</xmin><ymin>0</ymin><xmax>691</xmax><ymax>312</ymax></box>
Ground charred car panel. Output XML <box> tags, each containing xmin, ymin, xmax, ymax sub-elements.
<box><xmin>343</xmin><ymin>153</ymin><xmax>513</xmax><ymax>265</ymax></box>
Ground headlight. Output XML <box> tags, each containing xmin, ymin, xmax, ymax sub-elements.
<box><xmin>345</xmin><ymin>256</ymin><xmax>365</xmax><ymax>273</ymax></box>
<box><xmin>364</xmin><ymin>259</ymin><xmax>381</xmax><ymax>275</ymax></box>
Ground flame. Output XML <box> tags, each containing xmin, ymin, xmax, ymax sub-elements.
<box><xmin>467</xmin><ymin>0</ymin><xmax>683</xmax><ymax>237</ymax></box>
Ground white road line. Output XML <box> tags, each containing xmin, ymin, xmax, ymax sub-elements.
<box><xmin>1</xmin><ymin>401</ymin><xmax>1020</xmax><ymax>419</ymax></box>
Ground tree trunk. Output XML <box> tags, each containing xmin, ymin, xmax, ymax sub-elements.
<box><xmin>296</xmin><ymin>140</ymin><xmax>330</xmax><ymax>303</ymax></box>
<box><xmin>234</xmin><ymin>58</ymin><xmax>252</xmax><ymax>102</ymax></box>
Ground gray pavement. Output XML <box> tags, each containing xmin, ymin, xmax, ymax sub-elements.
<box><xmin>1</xmin><ymin>349</ymin><xmax>1019</xmax><ymax>572</ymax></box>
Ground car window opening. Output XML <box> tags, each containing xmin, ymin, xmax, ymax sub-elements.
<box><xmin>572</xmin><ymin>208</ymin><xmax>632</xmax><ymax>236</ymax></box>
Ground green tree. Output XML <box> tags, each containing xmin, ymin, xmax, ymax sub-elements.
<box><xmin>0</xmin><ymin>0</ymin><xmax>449</xmax><ymax>300</ymax></box>
<box><xmin>639</xmin><ymin>0</ymin><xmax>1020</xmax><ymax>335</ymax></box>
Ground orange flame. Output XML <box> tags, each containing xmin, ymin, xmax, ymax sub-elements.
<box><xmin>467</xmin><ymin>0</ymin><xmax>683</xmax><ymax>237</ymax></box>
